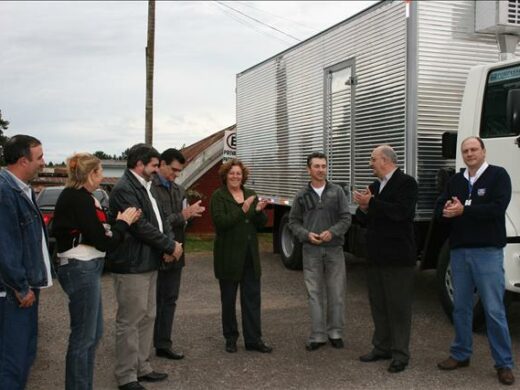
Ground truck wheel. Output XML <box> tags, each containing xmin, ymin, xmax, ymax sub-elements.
<box><xmin>436</xmin><ymin>241</ymin><xmax>486</xmax><ymax>331</ymax></box>
<box><xmin>278</xmin><ymin>212</ymin><xmax>302</xmax><ymax>270</ymax></box>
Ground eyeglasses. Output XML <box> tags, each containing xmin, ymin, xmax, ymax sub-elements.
<box><xmin>169</xmin><ymin>166</ymin><xmax>183</xmax><ymax>173</ymax></box>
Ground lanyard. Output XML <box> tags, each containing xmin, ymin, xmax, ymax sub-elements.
<box><xmin>465</xmin><ymin>178</ymin><xmax>474</xmax><ymax>206</ymax></box>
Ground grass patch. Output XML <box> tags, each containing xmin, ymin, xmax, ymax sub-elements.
<box><xmin>185</xmin><ymin>233</ymin><xmax>273</xmax><ymax>253</ymax></box>
<box><xmin>185</xmin><ymin>235</ymin><xmax>214</xmax><ymax>253</ymax></box>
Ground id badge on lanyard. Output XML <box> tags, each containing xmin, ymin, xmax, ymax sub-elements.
<box><xmin>465</xmin><ymin>180</ymin><xmax>472</xmax><ymax>206</ymax></box>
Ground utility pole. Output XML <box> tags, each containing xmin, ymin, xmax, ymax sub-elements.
<box><xmin>145</xmin><ymin>0</ymin><xmax>155</xmax><ymax>146</ymax></box>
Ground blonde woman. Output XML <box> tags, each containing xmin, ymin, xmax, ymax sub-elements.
<box><xmin>53</xmin><ymin>153</ymin><xmax>140</xmax><ymax>390</ymax></box>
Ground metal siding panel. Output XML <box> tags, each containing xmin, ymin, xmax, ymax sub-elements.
<box><xmin>237</xmin><ymin>0</ymin><xmax>407</xmax><ymax>202</ymax></box>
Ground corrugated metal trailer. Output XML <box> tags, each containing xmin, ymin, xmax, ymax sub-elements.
<box><xmin>236</xmin><ymin>0</ymin><xmax>520</xmax><ymax>268</ymax></box>
<box><xmin>237</xmin><ymin>0</ymin><xmax>519</xmax><ymax>216</ymax></box>
<box><xmin>236</xmin><ymin>0</ymin><xmax>520</xmax><ymax>327</ymax></box>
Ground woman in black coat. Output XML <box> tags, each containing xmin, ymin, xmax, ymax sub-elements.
<box><xmin>210</xmin><ymin>159</ymin><xmax>271</xmax><ymax>354</ymax></box>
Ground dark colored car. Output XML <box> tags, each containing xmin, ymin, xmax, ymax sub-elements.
<box><xmin>36</xmin><ymin>186</ymin><xmax>110</xmax><ymax>256</ymax></box>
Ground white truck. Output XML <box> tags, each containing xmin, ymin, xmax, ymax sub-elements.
<box><xmin>235</xmin><ymin>0</ymin><xmax>520</xmax><ymax>327</ymax></box>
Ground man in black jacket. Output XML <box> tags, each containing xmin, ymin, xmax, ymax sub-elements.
<box><xmin>353</xmin><ymin>145</ymin><xmax>417</xmax><ymax>374</ymax></box>
<box><xmin>435</xmin><ymin>137</ymin><xmax>514</xmax><ymax>386</ymax></box>
<box><xmin>107</xmin><ymin>144</ymin><xmax>183</xmax><ymax>390</ymax></box>
<box><xmin>152</xmin><ymin>148</ymin><xmax>205</xmax><ymax>360</ymax></box>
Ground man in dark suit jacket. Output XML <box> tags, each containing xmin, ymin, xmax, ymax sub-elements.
<box><xmin>353</xmin><ymin>145</ymin><xmax>418</xmax><ymax>374</ymax></box>
<box><xmin>151</xmin><ymin>148</ymin><xmax>205</xmax><ymax>361</ymax></box>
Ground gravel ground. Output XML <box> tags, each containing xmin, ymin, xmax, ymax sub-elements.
<box><xmin>27</xmin><ymin>250</ymin><xmax>519</xmax><ymax>390</ymax></box>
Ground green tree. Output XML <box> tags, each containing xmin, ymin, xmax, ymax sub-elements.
<box><xmin>93</xmin><ymin>150</ymin><xmax>111</xmax><ymax>160</ymax></box>
<box><xmin>0</xmin><ymin>110</ymin><xmax>10</xmax><ymax>165</ymax></box>
<box><xmin>118</xmin><ymin>148</ymin><xmax>130</xmax><ymax>160</ymax></box>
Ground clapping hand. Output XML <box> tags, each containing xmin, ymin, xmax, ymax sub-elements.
<box><xmin>182</xmin><ymin>200</ymin><xmax>206</xmax><ymax>220</ymax></box>
<box><xmin>255</xmin><ymin>198</ymin><xmax>268</xmax><ymax>212</ymax></box>
<box><xmin>353</xmin><ymin>187</ymin><xmax>372</xmax><ymax>211</ymax></box>
<box><xmin>117</xmin><ymin>207</ymin><xmax>142</xmax><ymax>225</ymax></box>
<box><xmin>442</xmin><ymin>196</ymin><xmax>464</xmax><ymax>218</ymax></box>
<box><xmin>242</xmin><ymin>195</ymin><xmax>255</xmax><ymax>213</ymax></box>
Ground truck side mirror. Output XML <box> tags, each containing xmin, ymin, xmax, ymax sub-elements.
<box><xmin>441</xmin><ymin>131</ymin><xmax>457</xmax><ymax>159</ymax></box>
<box><xmin>507</xmin><ymin>89</ymin><xmax>520</xmax><ymax>136</ymax></box>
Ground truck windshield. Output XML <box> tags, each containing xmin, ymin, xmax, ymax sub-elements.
<box><xmin>480</xmin><ymin>64</ymin><xmax>520</xmax><ymax>138</ymax></box>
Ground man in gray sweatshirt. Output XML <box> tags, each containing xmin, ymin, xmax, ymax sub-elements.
<box><xmin>289</xmin><ymin>152</ymin><xmax>351</xmax><ymax>351</ymax></box>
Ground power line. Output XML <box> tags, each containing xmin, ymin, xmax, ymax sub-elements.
<box><xmin>215</xmin><ymin>1</ymin><xmax>301</xmax><ymax>42</ymax></box>
<box><xmin>211</xmin><ymin>2</ymin><xmax>295</xmax><ymax>46</ymax></box>
<box><xmin>235</xmin><ymin>1</ymin><xmax>318</xmax><ymax>34</ymax></box>
<box><xmin>212</xmin><ymin>2</ymin><xmax>294</xmax><ymax>45</ymax></box>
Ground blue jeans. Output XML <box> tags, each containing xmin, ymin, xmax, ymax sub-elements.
<box><xmin>302</xmin><ymin>245</ymin><xmax>346</xmax><ymax>342</ymax></box>
<box><xmin>58</xmin><ymin>258</ymin><xmax>104</xmax><ymax>390</ymax></box>
<box><xmin>0</xmin><ymin>288</ymin><xmax>39</xmax><ymax>390</ymax></box>
<box><xmin>450</xmin><ymin>247</ymin><xmax>513</xmax><ymax>369</ymax></box>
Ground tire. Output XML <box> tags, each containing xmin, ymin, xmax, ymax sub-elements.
<box><xmin>278</xmin><ymin>212</ymin><xmax>302</xmax><ymax>270</ymax></box>
<box><xmin>436</xmin><ymin>241</ymin><xmax>486</xmax><ymax>331</ymax></box>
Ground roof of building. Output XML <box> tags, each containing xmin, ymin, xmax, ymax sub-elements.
<box><xmin>30</xmin><ymin>124</ymin><xmax>234</xmax><ymax>189</ymax></box>
<box><xmin>181</xmin><ymin>124</ymin><xmax>234</xmax><ymax>165</ymax></box>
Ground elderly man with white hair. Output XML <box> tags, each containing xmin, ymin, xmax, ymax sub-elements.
<box><xmin>353</xmin><ymin>145</ymin><xmax>418</xmax><ymax>374</ymax></box>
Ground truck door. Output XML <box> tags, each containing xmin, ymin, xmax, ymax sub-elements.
<box><xmin>325</xmin><ymin>61</ymin><xmax>355</xmax><ymax>199</ymax></box>
<box><xmin>480</xmin><ymin>63</ymin><xmax>520</xmax><ymax>236</ymax></box>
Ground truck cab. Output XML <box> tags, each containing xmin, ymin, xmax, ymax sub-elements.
<box><xmin>433</xmin><ymin>59</ymin><xmax>520</xmax><ymax>328</ymax></box>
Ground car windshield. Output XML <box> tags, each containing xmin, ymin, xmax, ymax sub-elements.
<box><xmin>36</xmin><ymin>188</ymin><xmax>62</xmax><ymax>207</ymax></box>
<box><xmin>93</xmin><ymin>189</ymin><xmax>109</xmax><ymax>208</ymax></box>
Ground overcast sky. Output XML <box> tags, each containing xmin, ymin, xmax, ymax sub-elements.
<box><xmin>1</xmin><ymin>1</ymin><xmax>377</xmax><ymax>163</ymax></box>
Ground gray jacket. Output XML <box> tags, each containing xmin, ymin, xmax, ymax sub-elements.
<box><xmin>289</xmin><ymin>181</ymin><xmax>351</xmax><ymax>248</ymax></box>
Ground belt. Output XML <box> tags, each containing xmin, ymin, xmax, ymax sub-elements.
<box><xmin>58</xmin><ymin>257</ymin><xmax>103</xmax><ymax>266</ymax></box>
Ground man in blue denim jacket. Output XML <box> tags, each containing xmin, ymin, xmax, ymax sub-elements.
<box><xmin>0</xmin><ymin>134</ymin><xmax>52</xmax><ymax>389</ymax></box>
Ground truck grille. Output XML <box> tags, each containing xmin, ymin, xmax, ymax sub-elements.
<box><xmin>508</xmin><ymin>0</ymin><xmax>520</xmax><ymax>25</ymax></box>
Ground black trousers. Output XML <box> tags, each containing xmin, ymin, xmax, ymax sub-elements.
<box><xmin>154</xmin><ymin>266</ymin><xmax>182</xmax><ymax>349</ymax></box>
<box><xmin>219</xmin><ymin>253</ymin><xmax>261</xmax><ymax>345</ymax></box>
<box><xmin>366</xmin><ymin>265</ymin><xmax>415</xmax><ymax>363</ymax></box>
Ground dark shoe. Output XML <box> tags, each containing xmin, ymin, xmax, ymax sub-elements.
<box><xmin>156</xmin><ymin>348</ymin><xmax>184</xmax><ymax>360</ymax></box>
<box><xmin>437</xmin><ymin>357</ymin><xmax>470</xmax><ymax>370</ymax></box>
<box><xmin>137</xmin><ymin>371</ymin><xmax>168</xmax><ymax>382</ymax></box>
<box><xmin>305</xmin><ymin>341</ymin><xmax>326</xmax><ymax>351</ymax></box>
<box><xmin>388</xmin><ymin>360</ymin><xmax>408</xmax><ymax>373</ymax></box>
<box><xmin>497</xmin><ymin>367</ymin><xmax>515</xmax><ymax>386</ymax></box>
<box><xmin>245</xmin><ymin>340</ymin><xmax>273</xmax><ymax>353</ymax></box>
<box><xmin>119</xmin><ymin>382</ymin><xmax>146</xmax><ymax>390</ymax></box>
<box><xmin>225</xmin><ymin>339</ymin><xmax>237</xmax><ymax>353</ymax></box>
<box><xmin>328</xmin><ymin>337</ymin><xmax>344</xmax><ymax>349</ymax></box>
<box><xmin>359</xmin><ymin>351</ymin><xmax>392</xmax><ymax>362</ymax></box>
